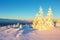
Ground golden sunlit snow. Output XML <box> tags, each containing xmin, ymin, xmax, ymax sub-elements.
<box><xmin>32</xmin><ymin>7</ymin><xmax>54</xmax><ymax>31</ymax></box>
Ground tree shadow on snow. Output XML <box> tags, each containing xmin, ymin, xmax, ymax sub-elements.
<box><xmin>14</xmin><ymin>25</ymin><xmax>36</xmax><ymax>37</ymax></box>
<box><xmin>22</xmin><ymin>25</ymin><xmax>36</xmax><ymax>35</ymax></box>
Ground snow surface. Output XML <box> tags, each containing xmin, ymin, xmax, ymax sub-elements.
<box><xmin>0</xmin><ymin>23</ymin><xmax>60</xmax><ymax>40</ymax></box>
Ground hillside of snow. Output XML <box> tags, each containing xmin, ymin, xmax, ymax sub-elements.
<box><xmin>0</xmin><ymin>22</ymin><xmax>60</xmax><ymax>40</ymax></box>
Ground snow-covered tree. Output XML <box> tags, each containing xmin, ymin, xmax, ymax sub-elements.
<box><xmin>39</xmin><ymin>6</ymin><xmax>43</xmax><ymax>17</ymax></box>
<box><xmin>32</xmin><ymin>13</ymin><xmax>39</xmax><ymax>28</ymax></box>
<box><xmin>32</xmin><ymin>6</ymin><xmax>54</xmax><ymax>31</ymax></box>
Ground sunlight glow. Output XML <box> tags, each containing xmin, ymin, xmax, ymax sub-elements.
<box><xmin>32</xmin><ymin>7</ymin><xmax>54</xmax><ymax>31</ymax></box>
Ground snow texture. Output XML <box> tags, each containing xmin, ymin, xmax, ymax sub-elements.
<box><xmin>0</xmin><ymin>23</ymin><xmax>60</xmax><ymax>40</ymax></box>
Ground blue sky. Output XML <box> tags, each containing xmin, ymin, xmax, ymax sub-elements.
<box><xmin>0</xmin><ymin>0</ymin><xmax>60</xmax><ymax>19</ymax></box>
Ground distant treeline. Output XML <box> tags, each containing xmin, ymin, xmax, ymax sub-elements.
<box><xmin>0</xmin><ymin>19</ymin><xmax>33</xmax><ymax>26</ymax></box>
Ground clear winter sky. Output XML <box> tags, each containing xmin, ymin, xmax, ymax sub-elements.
<box><xmin>0</xmin><ymin>0</ymin><xmax>60</xmax><ymax>19</ymax></box>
